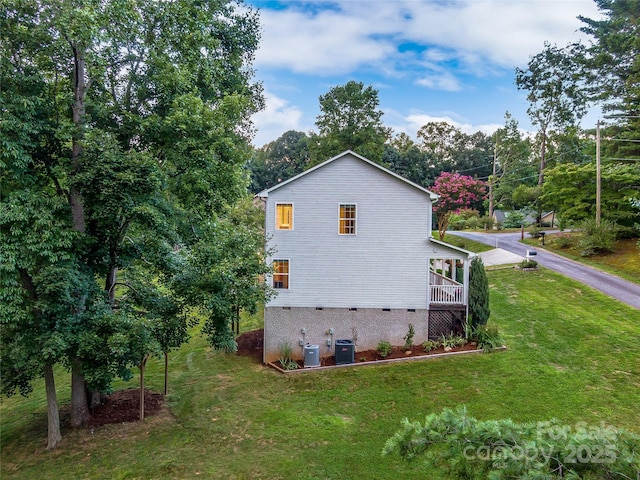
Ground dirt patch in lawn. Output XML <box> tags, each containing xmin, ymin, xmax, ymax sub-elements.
<box><xmin>85</xmin><ymin>388</ymin><xmax>165</xmax><ymax>427</ymax></box>
<box><xmin>236</xmin><ymin>328</ymin><xmax>264</xmax><ymax>362</ymax></box>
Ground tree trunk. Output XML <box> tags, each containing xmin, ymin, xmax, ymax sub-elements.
<box><xmin>139</xmin><ymin>355</ymin><xmax>149</xmax><ymax>421</ymax></box>
<box><xmin>538</xmin><ymin>130</ymin><xmax>547</xmax><ymax>187</ymax></box>
<box><xmin>164</xmin><ymin>351</ymin><xmax>168</xmax><ymax>396</ymax></box>
<box><xmin>68</xmin><ymin>41</ymin><xmax>90</xmax><ymax>422</ymax></box>
<box><xmin>70</xmin><ymin>41</ymin><xmax>87</xmax><ymax>233</ymax></box>
<box><xmin>43</xmin><ymin>364</ymin><xmax>62</xmax><ymax>450</ymax></box>
<box><xmin>489</xmin><ymin>134</ymin><xmax>497</xmax><ymax>220</ymax></box>
<box><xmin>88</xmin><ymin>389</ymin><xmax>106</xmax><ymax>410</ymax></box>
<box><xmin>105</xmin><ymin>265</ymin><xmax>118</xmax><ymax>305</ymax></box>
<box><xmin>70</xmin><ymin>358</ymin><xmax>90</xmax><ymax>428</ymax></box>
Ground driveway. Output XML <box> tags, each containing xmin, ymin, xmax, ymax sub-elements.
<box><xmin>450</xmin><ymin>231</ymin><xmax>640</xmax><ymax>310</ymax></box>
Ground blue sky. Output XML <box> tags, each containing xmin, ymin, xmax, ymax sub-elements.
<box><xmin>247</xmin><ymin>0</ymin><xmax>603</xmax><ymax>147</ymax></box>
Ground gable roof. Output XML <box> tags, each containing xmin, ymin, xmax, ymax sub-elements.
<box><xmin>255</xmin><ymin>150</ymin><xmax>439</xmax><ymax>201</ymax></box>
<box><xmin>492</xmin><ymin>209</ymin><xmax>506</xmax><ymax>222</ymax></box>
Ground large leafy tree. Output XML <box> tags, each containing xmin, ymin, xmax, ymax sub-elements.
<box><xmin>1</xmin><ymin>0</ymin><xmax>263</xmax><ymax>447</ymax></box>
<box><xmin>383</xmin><ymin>134</ymin><xmax>438</xmax><ymax>187</ymax></box>
<box><xmin>416</xmin><ymin>122</ymin><xmax>494</xmax><ymax>180</ymax></box>
<box><xmin>249</xmin><ymin>130</ymin><xmax>311</xmax><ymax>192</ymax></box>
<box><xmin>175</xmin><ymin>200</ymin><xmax>273</xmax><ymax>353</ymax></box>
<box><xmin>580</xmin><ymin>0</ymin><xmax>640</xmax><ymax>160</ymax></box>
<box><xmin>488</xmin><ymin>113</ymin><xmax>534</xmax><ymax>216</ymax></box>
<box><xmin>542</xmin><ymin>162</ymin><xmax>640</xmax><ymax>229</ymax></box>
<box><xmin>515</xmin><ymin>43</ymin><xmax>590</xmax><ymax>187</ymax></box>
<box><xmin>310</xmin><ymin>80</ymin><xmax>391</xmax><ymax>164</ymax></box>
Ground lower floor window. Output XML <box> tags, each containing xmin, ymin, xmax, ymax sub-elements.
<box><xmin>273</xmin><ymin>260</ymin><xmax>289</xmax><ymax>289</ymax></box>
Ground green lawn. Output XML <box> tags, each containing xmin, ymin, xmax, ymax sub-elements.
<box><xmin>2</xmin><ymin>269</ymin><xmax>639</xmax><ymax>479</ymax></box>
<box><xmin>437</xmin><ymin>232</ymin><xmax>494</xmax><ymax>253</ymax></box>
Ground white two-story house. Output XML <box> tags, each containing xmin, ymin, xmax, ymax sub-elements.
<box><xmin>256</xmin><ymin>151</ymin><xmax>474</xmax><ymax>363</ymax></box>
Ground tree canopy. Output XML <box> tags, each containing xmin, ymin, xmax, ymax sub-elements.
<box><xmin>431</xmin><ymin>172</ymin><xmax>487</xmax><ymax>240</ymax></box>
<box><xmin>1</xmin><ymin>0</ymin><xmax>265</xmax><ymax>448</ymax></box>
<box><xmin>249</xmin><ymin>130</ymin><xmax>311</xmax><ymax>192</ymax></box>
<box><xmin>515</xmin><ymin>42</ymin><xmax>590</xmax><ymax>187</ymax></box>
<box><xmin>310</xmin><ymin>81</ymin><xmax>391</xmax><ymax>164</ymax></box>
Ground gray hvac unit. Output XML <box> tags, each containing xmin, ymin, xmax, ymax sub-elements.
<box><xmin>335</xmin><ymin>339</ymin><xmax>355</xmax><ymax>365</ymax></box>
<box><xmin>303</xmin><ymin>344</ymin><xmax>320</xmax><ymax>368</ymax></box>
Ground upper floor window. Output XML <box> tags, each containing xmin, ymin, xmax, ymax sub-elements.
<box><xmin>339</xmin><ymin>204</ymin><xmax>356</xmax><ymax>235</ymax></box>
<box><xmin>272</xmin><ymin>260</ymin><xmax>289</xmax><ymax>289</ymax></box>
<box><xmin>276</xmin><ymin>203</ymin><xmax>293</xmax><ymax>230</ymax></box>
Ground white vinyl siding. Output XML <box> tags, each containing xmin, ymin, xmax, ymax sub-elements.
<box><xmin>265</xmin><ymin>153</ymin><xmax>435</xmax><ymax>309</ymax></box>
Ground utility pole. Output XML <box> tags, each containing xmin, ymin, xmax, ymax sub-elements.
<box><xmin>596</xmin><ymin>120</ymin><xmax>601</xmax><ymax>226</ymax></box>
<box><xmin>489</xmin><ymin>132</ymin><xmax>497</xmax><ymax>220</ymax></box>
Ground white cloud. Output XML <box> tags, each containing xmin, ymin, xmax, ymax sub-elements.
<box><xmin>254</xmin><ymin>0</ymin><xmax>601</xmax><ymax>76</ymax></box>
<box><xmin>251</xmin><ymin>91</ymin><xmax>309</xmax><ymax>147</ymax></box>
<box><xmin>255</xmin><ymin>7</ymin><xmax>396</xmax><ymax>75</ymax></box>
<box><xmin>249</xmin><ymin>1</ymin><xmax>603</xmax><ymax>146</ymax></box>
<box><xmin>415</xmin><ymin>72</ymin><xmax>463</xmax><ymax>92</ymax></box>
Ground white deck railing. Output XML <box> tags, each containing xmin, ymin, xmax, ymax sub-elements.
<box><xmin>430</xmin><ymin>285</ymin><xmax>464</xmax><ymax>304</ymax></box>
<box><xmin>429</xmin><ymin>270</ymin><xmax>464</xmax><ymax>304</ymax></box>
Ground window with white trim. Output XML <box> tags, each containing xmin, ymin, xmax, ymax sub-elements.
<box><xmin>339</xmin><ymin>204</ymin><xmax>356</xmax><ymax>235</ymax></box>
<box><xmin>276</xmin><ymin>203</ymin><xmax>293</xmax><ymax>230</ymax></box>
<box><xmin>272</xmin><ymin>260</ymin><xmax>289</xmax><ymax>289</ymax></box>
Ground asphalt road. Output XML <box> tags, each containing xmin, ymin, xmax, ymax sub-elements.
<box><xmin>450</xmin><ymin>231</ymin><xmax>640</xmax><ymax>310</ymax></box>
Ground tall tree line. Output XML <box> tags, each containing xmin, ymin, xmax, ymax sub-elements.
<box><xmin>1</xmin><ymin>0</ymin><xmax>268</xmax><ymax>448</ymax></box>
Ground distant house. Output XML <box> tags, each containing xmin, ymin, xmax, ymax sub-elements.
<box><xmin>541</xmin><ymin>211</ymin><xmax>557</xmax><ymax>227</ymax></box>
<box><xmin>492</xmin><ymin>209</ymin><xmax>506</xmax><ymax>226</ymax></box>
<box><xmin>255</xmin><ymin>151</ymin><xmax>475</xmax><ymax>363</ymax></box>
<box><xmin>493</xmin><ymin>209</ymin><xmax>536</xmax><ymax>228</ymax></box>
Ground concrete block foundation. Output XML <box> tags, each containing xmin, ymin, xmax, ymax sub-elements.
<box><xmin>263</xmin><ymin>306</ymin><xmax>429</xmax><ymax>363</ymax></box>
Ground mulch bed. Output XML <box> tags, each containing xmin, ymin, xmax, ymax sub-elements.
<box><xmin>236</xmin><ymin>328</ymin><xmax>264</xmax><ymax>361</ymax></box>
<box><xmin>87</xmin><ymin>388</ymin><xmax>164</xmax><ymax>427</ymax></box>
<box><xmin>235</xmin><ymin>328</ymin><xmax>486</xmax><ymax>371</ymax></box>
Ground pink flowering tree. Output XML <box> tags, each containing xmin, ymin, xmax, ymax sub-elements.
<box><xmin>432</xmin><ymin>172</ymin><xmax>488</xmax><ymax>240</ymax></box>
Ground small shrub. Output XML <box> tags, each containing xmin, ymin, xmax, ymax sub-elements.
<box><xmin>377</xmin><ymin>341</ymin><xmax>392</xmax><ymax>358</ymax></box>
<box><xmin>520</xmin><ymin>259</ymin><xmax>538</xmax><ymax>269</ymax></box>
<box><xmin>479</xmin><ymin>215</ymin><xmax>494</xmax><ymax>230</ymax></box>
<box><xmin>448</xmin><ymin>213</ymin><xmax>466</xmax><ymax>231</ymax></box>
<box><xmin>473</xmin><ymin>325</ymin><xmax>503</xmax><ymax>352</ymax></box>
<box><xmin>528</xmin><ymin>225</ymin><xmax>543</xmax><ymax>238</ymax></box>
<box><xmin>552</xmin><ymin>233</ymin><xmax>573</xmax><ymax>249</ymax></box>
<box><xmin>463</xmin><ymin>319</ymin><xmax>473</xmax><ymax>341</ymax></box>
<box><xmin>465</xmin><ymin>216</ymin><xmax>481</xmax><ymax>230</ymax></box>
<box><xmin>403</xmin><ymin>323</ymin><xmax>415</xmax><ymax>351</ymax></box>
<box><xmin>277</xmin><ymin>341</ymin><xmax>298</xmax><ymax>370</ymax></box>
<box><xmin>440</xmin><ymin>333</ymin><xmax>466</xmax><ymax>349</ymax></box>
<box><xmin>422</xmin><ymin>339</ymin><xmax>439</xmax><ymax>352</ymax></box>
<box><xmin>577</xmin><ymin>219</ymin><xmax>618</xmax><ymax>257</ymax></box>
<box><xmin>503</xmin><ymin>211</ymin><xmax>526</xmax><ymax>228</ymax></box>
